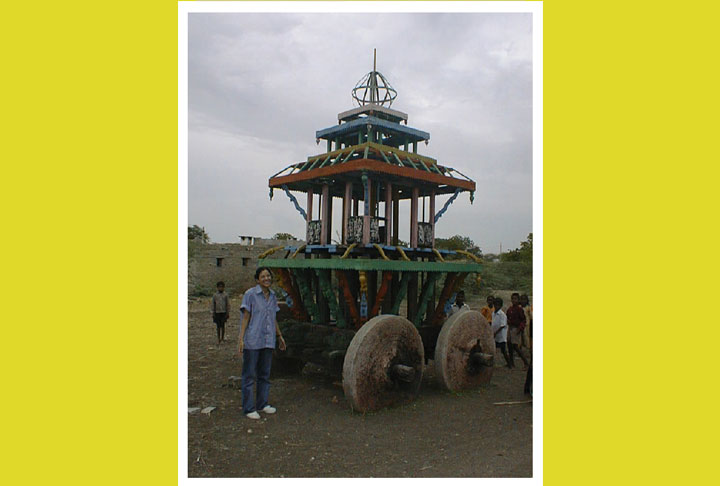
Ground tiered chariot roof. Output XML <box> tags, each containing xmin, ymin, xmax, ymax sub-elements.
<box><xmin>269</xmin><ymin>55</ymin><xmax>475</xmax><ymax>200</ymax></box>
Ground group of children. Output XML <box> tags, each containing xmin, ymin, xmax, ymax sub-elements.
<box><xmin>446</xmin><ymin>290</ymin><xmax>533</xmax><ymax>395</ymax></box>
<box><xmin>481</xmin><ymin>292</ymin><xmax>532</xmax><ymax>371</ymax></box>
<box><xmin>483</xmin><ymin>292</ymin><xmax>533</xmax><ymax>395</ymax></box>
<box><xmin>447</xmin><ymin>290</ymin><xmax>533</xmax><ymax>372</ymax></box>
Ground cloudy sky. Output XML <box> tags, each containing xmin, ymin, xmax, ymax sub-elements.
<box><xmin>188</xmin><ymin>12</ymin><xmax>533</xmax><ymax>254</ymax></box>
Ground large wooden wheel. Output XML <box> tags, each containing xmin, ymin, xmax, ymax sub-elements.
<box><xmin>342</xmin><ymin>315</ymin><xmax>424</xmax><ymax>412</ymax></box>
<box><xmin>435</xmin><ymin>309</ymin><xmax>495</xmax><ymax>391</ymax></box>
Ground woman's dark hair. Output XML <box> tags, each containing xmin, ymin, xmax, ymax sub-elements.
<box><xmin>254</xmin><ymin>267</ymin><xmax>273</xmax><ymax>280</ymax></box>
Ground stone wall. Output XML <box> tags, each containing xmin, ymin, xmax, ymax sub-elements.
<box><xmin>188</xmin><ymin>241</ymin><xmax>300</xmax><ymax>297</ymax></box>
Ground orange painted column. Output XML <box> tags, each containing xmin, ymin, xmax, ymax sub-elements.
<box><xmin>321</xmin><ymin>183</ymin><xmax>330</xmax><ymax>245</ymax></box>
<box><xmin>306</xmin><ymin>189</ymin><xmax>313</xmax><ymax>222</ymax></box>
<box><xmin>392</xmin><ymin>187</ymin><xmax>399</xmax><ymax>246</ymax></box>
<box><xmin>362</xmin><ymin>175</ymin><xmax>371</xmax><ymax>245</ymax></box>
<box><xmin>384</xmin><ymin>183</ymin><xmax>392</xmax><ymax>245</ymax></box>
<box><xmin>343</xmin><ymin>182</ymin><xmax>352</xmax><ymax>245</ymax></box>
<box><xmin>410</xmin><ymin>187</ymin><xmax>419</xmax><ymax>248</ymax></box>
<box><xmin>306</xmin><ymin>188</ymin><xmax>313</xmax><ymax>241</ymax></box>
<box><xmin>370</xmin><ymin>271</ymin><xmax>394</xmax><ymax>317</ymax></box>
<box><xmin>430</xmin><ymin>189</ymin><xmax>436</xmax><ymax>248</ymax></box>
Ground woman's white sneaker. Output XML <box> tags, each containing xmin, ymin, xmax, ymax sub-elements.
<box><xmin>260</xmin><ymin>406</ymin><xmax>276</xmax><ymax>414</ymax></box>
<box><xmin>246</xmin><ymin>411</ymin><xmax>261</xmax><ymax>419</ymax></box>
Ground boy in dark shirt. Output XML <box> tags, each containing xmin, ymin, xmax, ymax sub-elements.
<box><xmin>506</xmin><ymin>292</ymin><xmax>530</xmax><ymax>369</ymax></box>
<box><xmin>211</xmin><ymin>281</ymin><xmax>230</xmax><ymax>344</ymax></box>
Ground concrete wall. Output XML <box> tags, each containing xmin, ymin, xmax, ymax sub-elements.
<box><xmin>188</xmin><ymin>241</ymin><xmax>301</xmax><ymax>297</ymax></box>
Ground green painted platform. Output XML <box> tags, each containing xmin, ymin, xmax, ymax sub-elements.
<box><xmin>258</xmin><ymin>257</ymin><xmax>482</xmax><ymax>273</ymax></box>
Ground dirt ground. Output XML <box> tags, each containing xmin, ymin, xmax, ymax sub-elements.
<box><xmin>187</xmin><ymin>295</ymin><xmax>533</xmax><ymax>478</ymax></box>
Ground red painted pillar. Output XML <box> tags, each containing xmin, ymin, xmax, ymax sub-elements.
<box><xmin>306</xmin><ymin>188</ymin><xmax>313</xmax><ymax>223</ymax></box>
<box><xmin>410</xmin><ymin>187</ymin><xmax>419</xmax><ymax>248</ymax></box>
<box><xmin>384</xmin><ymin>183</ymin><xmax>392</xmax><ymax>246</ymax></box>
<box><xmin>343</xmin><ymin>181</ymin><xmax>352</xmax><ymax>245</ymax></box>
<box><xmin>392</xmin><ymin>187</ymin><xmax>399</xmax><ymax>246</ymax></box>
<box><xmin>429</xmin><ymin>190</ymin><xmax>436</xmax><ymax>248</ymax></box>
<box><xmin>306</xmin><ymin>188</ymin><xmax>313</xmax><ymax>242</ymax></box>
<box><xmin>321</xmin><ymin>183</ymin><xmax>330</xmax><ymax>245</ymax></box>
<box><xmin>363</xmin><ymin>176</ymin><xmax>371</xmax><ymax>245</ymax></box>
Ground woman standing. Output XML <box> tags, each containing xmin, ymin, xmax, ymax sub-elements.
<box><xmin>237</xmin><ymin>267</ymin><xmax>286</xmax><ymax>419</ymax></box>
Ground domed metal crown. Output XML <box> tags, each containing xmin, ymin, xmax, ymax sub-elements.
<box><xmin>351</xmin><ymin>49</ymin><xmax>397</xmax><ymax>107</ymax></box>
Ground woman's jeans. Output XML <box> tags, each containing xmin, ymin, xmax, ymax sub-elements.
<box><xmin>241</xmin><ymin>348</ymin><xmax>273</xmax><ymax>413</ymax></box>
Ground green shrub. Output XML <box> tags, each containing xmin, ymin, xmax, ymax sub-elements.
<box><xmin>473</xmin><ymin>261</ymin><xmax>532</xmax><ymax>295</ymax></box>
<box><xmin>191</xmin><ymin>285</ymin><xmax>213</xmax><ymax>297</ymax></box>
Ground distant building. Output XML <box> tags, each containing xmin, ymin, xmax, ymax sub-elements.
<box><xmin>189</xmin><ymin>239</ymin><xmax>304</xmax><ymax>296</ymax></box>
<box><xmin>238</xmin><ymin>235</ymin><xmax>256</xmax><ymax>246</ymax></box>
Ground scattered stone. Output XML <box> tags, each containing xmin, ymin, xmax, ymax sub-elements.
<box><xmin>188</xmin><ymin>407</ymin><xmax>201</xmax><ymax>414</ymax></box>
<box><xmin>247</xmin><ymin>429</ymin><xmax>253</xmax><ymax>434</ymax></box>
<box><xmin>228</xmin><ymin>376</ymin><xmax>242</xmax><ymax>388</ymax></box>
<box><xmin>201</xmin><ymin>406</ymin><xmax>216</xmax><ymax>414</ymax></box>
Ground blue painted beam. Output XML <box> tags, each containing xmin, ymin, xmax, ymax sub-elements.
<box><xmin>316</xmin><ymin>116</ymin><xmax>430</xmax><ymax>143</ymax></box>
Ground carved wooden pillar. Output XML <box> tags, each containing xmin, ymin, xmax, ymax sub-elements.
<box><xmin>307</xmin><ymin>189</ymin><xmax>313</xmax><ymax>223</ymax></box>
<box><xmin>321</xmin><ymin>184</ymin><xmax>330</xmax><ymax>245</ymax></box>
<box><xmin>410</xmin><ymin>187</ymin><xmax>419</xmax><ymax>248</ymax></box>
<box><xmin>362</xmin><ymin>175</ymin><xmax>371</xmax><ymax>245</ymax></box>
<box><xmin>326</xmin><ymin>195</ymin><xmax>333</xmax><ymax>245</ymax></box>
<box><xmin>392</xmin><ymin>187</ymin><xmax>399</xmax><ymax>246</ymax></box>
<box><xmin>429</xmin><ymin>189</ymin><xmax>436</xmax><ymax>248</ymax></box>
<box><xmin>343</xmin><ymin>181</ymin><xmax>352</xmax><ymax>245</ymax></box>
<box><xmin>384</xmin><ymin>183</ymin><xmax>392</xmax><ymax>246</ymax></box>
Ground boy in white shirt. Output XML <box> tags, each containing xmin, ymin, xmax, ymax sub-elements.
<box><xmin>491</xmin><ymin>297</ymin><xmax>512</xmax><ymax>368</ymax></box>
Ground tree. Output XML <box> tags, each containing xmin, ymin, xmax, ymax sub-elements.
<box><xmin>273</xmin><ymin>232</ymin><xmax>297</xmax><ymax>241</ymax></box>
<box><xmin>501</xmin><ymin>233</ymin><xmax>532</xmax><ymax>262</ymax></box>
<box><xmin>188</xmin><ymin>225</ymin><xmax>209</xmax><ymax>244</ymax></box>
<box><xmin>435</xmin><ymin>234</ymin><xmax>482</xmax><ymax>257</ymax></box>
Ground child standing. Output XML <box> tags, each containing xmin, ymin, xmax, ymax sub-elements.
<box><xmin>211</xmin><ymin>281</ymin><xmax>229</xmax><ymax>344</ymax></box>
<box><xmin>491</xmin><ymin>297</ymin><xmax>512</xmax><ymax>368</ymax></box>
<box><xmin>447</xmin><ymin>290</ymin><xmax>470</xmax><ymax>317</ymax></box>
<box><xmin>507</xmin><ymin>293</ymin><xmax>530</xmax><ymax>369</ymax></box>
<box><xmin>480</xmin><ymin>295</ymin><xmax>495</xmax><ymax>325</ymax></box>
<box><xmin>520</xmin><ymin>294</ymin><xmax>533</xmax><ymax>395</ymax></box>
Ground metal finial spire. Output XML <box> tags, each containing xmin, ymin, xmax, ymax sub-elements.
<box><xmin>352</xmin><ymin>49</ymin><xmax>397</xmax><ymax>107</ymax></box>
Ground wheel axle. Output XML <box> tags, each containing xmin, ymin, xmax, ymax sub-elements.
<box><xmin>390</xmin><ymin>364</ymin><xmax>416</xmax><ymax>382</ymax></box>
<box><xmin>470</xmin><ymin>352</ymin><xmax>494</xmax><ymax>368</ymax></box>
